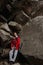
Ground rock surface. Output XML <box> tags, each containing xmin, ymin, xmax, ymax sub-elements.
<box><xmin>21</xmin><ymin>16</ymin><xmax>43</xmax><ymax>59</ymax></box>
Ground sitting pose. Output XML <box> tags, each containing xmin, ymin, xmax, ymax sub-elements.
<box><xmin>9</xmin><ymin>32</ymin><xmax>20</xmax><ymax>63</ymax></box>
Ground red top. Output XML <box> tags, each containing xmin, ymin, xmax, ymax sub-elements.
<box><xmin>11</xmin><ymin>36</ymin><xmax>20</xmax><ymax>50</ymax></box>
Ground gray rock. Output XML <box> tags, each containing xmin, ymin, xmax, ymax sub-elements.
<box><xmin>12</xmin><ymin>63</ymin><xmax>20</xmax><ymax>65</ymax></box>
<box><xmin>0</xmin><ymin>23</ymin><xmax>11</xmax><ymax>32</ymax></box>
<box><xmin>21</xmin><ymin>16</ymin><xmax>43</xmax><ymax>59</ymax></box>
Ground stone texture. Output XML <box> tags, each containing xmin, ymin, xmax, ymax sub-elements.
<box><xmin>12</xmin><ymin>63</ymin><xmax>20</xmax><ymax>65</ymax></box>
<box><xmin>21</xmin><ymin>16</ymin><xmax>43</xmax><ymax>59</ymax></box>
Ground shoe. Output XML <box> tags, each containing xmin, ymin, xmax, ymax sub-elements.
<box><xmin>9</xmin><ymin>61</ymin><xmax>15</xmax><ymax>64</ymax></box>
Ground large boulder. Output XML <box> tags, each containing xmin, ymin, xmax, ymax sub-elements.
<box><xmin>8</xmin><ymin>21</ymin><xmax>22</xmax><ymax>32</ymax></box>
<box><xmin>0</xmin><ymin>23</ymin><xmax>11</xmax><ymax>41</ymax></box>
<box><xmin>21</xmin><ymin>16</ymin><xmax>43</xmax><ymax>59</ymax></box>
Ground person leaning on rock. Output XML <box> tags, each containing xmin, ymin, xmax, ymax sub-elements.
<box><xmin>9</xmin><ymin>31</ymin><xmax>20</xmax><ymax>64</ymax></box>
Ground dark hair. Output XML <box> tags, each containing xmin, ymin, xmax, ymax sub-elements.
<box><xmin>12</xmin><ymin>26</ymin><xmax>20</xmax><ymax>34</ymax></box>
<box><xmin>9</xmin><ymin>25</ymin><xmax>20</xmax><ymax>33</ymax></box>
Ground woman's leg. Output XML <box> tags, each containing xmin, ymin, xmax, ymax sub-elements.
<box><xmin>9</xmin><ymin>49</ymin><xmax>14</xmax><ymax>61</ymax></box>
<box><xmin>13</xmin><ymin>50</ymin><xmax>18</xmax><ymax>62</ymax></box>
<box><xmin>9</xmin><ymin>47</ymin><xmax>18</xmax><ymax>62</ymax></box>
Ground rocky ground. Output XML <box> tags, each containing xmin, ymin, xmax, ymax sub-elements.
<box><xmin>0</xmin><ymin>52</ymin><xmax>43</xmax><ymax>65</ymax></box>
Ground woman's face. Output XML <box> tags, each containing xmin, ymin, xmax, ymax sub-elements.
<box><xmin>14</xmin><ymin>32</ymin><xmax>18</xmax><ymax>37</ymax></box>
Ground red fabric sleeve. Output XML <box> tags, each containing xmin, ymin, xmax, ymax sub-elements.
<box><xmin>11</xmin><ymin>39</ymin><xmax>14</xmax><ymax>48</ymax></box>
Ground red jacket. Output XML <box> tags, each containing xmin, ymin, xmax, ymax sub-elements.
<box><xmin>11</xmin><ymin>36</ymin><xmax>20</xmax><ymax>50</ymax></box>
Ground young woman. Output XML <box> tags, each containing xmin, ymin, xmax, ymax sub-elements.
<box><xmin>9</xmin><ymin>32</ymin><xmax>20</xmax><ymax>64</ymax></box>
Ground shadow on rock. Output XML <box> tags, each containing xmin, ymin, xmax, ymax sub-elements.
<box><xmin>0</xmin><ymin>51</ymin><xmax>43</xmax><ymax>65</ymax></box>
